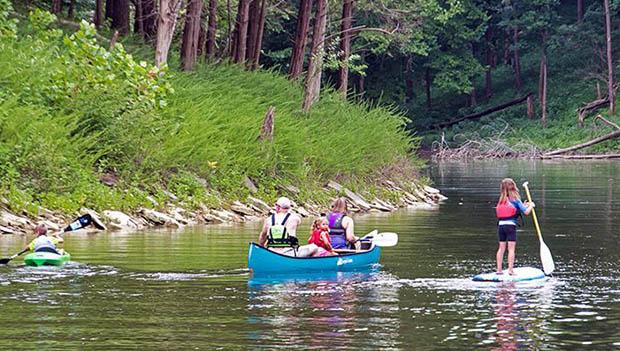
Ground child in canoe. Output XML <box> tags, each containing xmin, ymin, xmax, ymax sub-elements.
<box><xmin>496</xmin><ymin>178</ymin><xmax>535</xmax><ymax>275</ymax></box>
<box><xmin>308</xmin><ymin>217</ymin><xmax>337</xmax><ymax>256</ymax></box>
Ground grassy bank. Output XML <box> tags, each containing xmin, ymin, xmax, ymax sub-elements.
<box><xmin>0</xmin><ymin>9</ymin><xmax>421</xmax><ymax>216</ymax></box>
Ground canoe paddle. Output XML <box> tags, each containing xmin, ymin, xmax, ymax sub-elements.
<box><xmin>523</xmin><ymin>181</ymin><xmax>555</xmax><ymax>275</ymax></box>
<box><xmin>359</xmin><ymin>230</ymin><xmax>399</xmax><ymax>247</ymax></box>
<box><xmin>0</xmin><ymin>213</ymin><xmax>105</xmax><ymax>265</ymax></box>
<box><xmin>0</xmin><ymin>248</ymin><xmax>29</xmax><ymax>265</ymax></box>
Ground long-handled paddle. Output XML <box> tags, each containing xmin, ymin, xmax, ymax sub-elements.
<box><xmin>0</xmin><ymin>214</ymin><xmax>105</xmax><ymax>265</ymax></box>
<box><xmin>0</xmin><ymin>248</ymin><xmax>29</xmax><ymax>265</ymax></box>
<box><xmin>523</xmin><ymin>181</ymin><xmax>555</xmax><ymax>275</ymax></box>
<box><xmin>359</xmin><ymin>230</ymin><xmax>399</xmax><ymax>247</ymax></box>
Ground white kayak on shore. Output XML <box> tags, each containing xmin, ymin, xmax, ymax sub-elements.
<box><xmin>472</xmin><ymin>267</ymin><xmax>546</xmax><ymax>282</ymax></box>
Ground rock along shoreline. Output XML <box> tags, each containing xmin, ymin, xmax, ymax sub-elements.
<box><xmin>0</xmin><ymin>180</ymin><xmax>447</xmax><ymax>235</ymax></box>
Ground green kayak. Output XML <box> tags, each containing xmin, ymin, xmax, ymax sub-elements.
<box><xmin>24</xmin><ymin>251</ymin><xmax>71</xmax><ymax>267</ymax></box>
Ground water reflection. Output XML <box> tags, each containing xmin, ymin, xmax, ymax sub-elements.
<box><xmin>492</xmin><ymin>283</ymin><xmax>518</xmax><ymax>351</ymax></box>
<box><xmin>247</xmin><ymin>271</ymin><xmax>401</xmax><ymax>349</ymax></box>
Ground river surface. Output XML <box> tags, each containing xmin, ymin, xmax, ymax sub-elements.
<box><xmin>0</xmin><ymin>160</ymin><xmax>618</xmax><ymax>350</ymax></box>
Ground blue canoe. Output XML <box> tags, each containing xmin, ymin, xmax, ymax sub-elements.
<box><xmin>248</xmin><ymin>242</ymin><xmax>381</xmax><ymax>275</ymax></box>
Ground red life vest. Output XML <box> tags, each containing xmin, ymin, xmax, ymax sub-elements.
<box><xmin>496</xmin><ymin>200</ymin><xmax>517</xmax><ymax>220</ymax></box>
<box><xmin>308</xmin><ymin>229</ymin><xmax>332</xmax><ymax>251</ymax></box>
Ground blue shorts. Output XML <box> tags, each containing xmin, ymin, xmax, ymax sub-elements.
<box><xmin>498</xmin><ymin>225</ymin><xmax>516</xmax><ymax>242</ymax></box>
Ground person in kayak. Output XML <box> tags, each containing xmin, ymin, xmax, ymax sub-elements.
<box><xmin>258</xmin><ymin>196</ymin><xmax>318</xmax><ymax>257</ymax></box>
<box><xmin>24</xmin><ymin>224</ymin><xmax>64</xmax><ymax>255</ymax></box>
<box><xmin>308</xmin><ymin>217</ymin><xmax>336</xmax><ymax>256</ymax></box>
<box><xmin>495</xmin><ymin>178</ymin><xmax>535</xmax><ymax>275</ymax></box>
<box><xmin>327</xmin><ymin>197</ymin><xmax>359</xmax><ymax>250</ymax></box>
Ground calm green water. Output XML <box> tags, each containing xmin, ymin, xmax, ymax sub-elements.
<box><xmin>0</xmin><ymin>160</ymin><xmax>618</xmax><ymax>350</ymax></box>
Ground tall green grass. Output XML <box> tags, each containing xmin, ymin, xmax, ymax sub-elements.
<box><xmin>0</xmin><ymin>10</ymin><xmax>420</xmax><ymax>214</ymax></box>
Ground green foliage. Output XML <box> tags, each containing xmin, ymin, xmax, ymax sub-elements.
<box><xmin>0</xmin><ymin>9</ymin><xmax>420</xmax><ymax>215</ymax></box>
<box><xmin>0</xmin><ymin>0</ymin><xmax>17</xmax><ymax>38</ymax></box>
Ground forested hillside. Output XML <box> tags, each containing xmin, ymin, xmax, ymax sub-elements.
<box><xmin>2</xmin><ymin>0</ymin><xmax>619</xmax><ymax>216</ymax></box>
<box><xmin>25</xmin><ymin>0</ymin><xmax>620</xmax><ymax>159</ymax></box>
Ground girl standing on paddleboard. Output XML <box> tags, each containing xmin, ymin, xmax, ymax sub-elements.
<box><xmin>496</xmin><ymin>178</ymin><xmax>535</xmax><ymax>275</ymax></box>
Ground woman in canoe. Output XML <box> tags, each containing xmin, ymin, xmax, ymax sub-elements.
<box><xmin>496</xmin><ymin>178</ymin><xmax>535</xmax><ymax>275</ymax></box>
<box><xmin>308</xmin><ymin>217</ymin><xmax>337</xmax><ymax>256</ymax></box>
<box><xmin>24</xmin><ymin>224</ymin><xmax>64</xmax><ymax>255</ymax></box>
<box><xmin>327</xmin><ymin>198</ymin><xmax>359</xmax><ymax>250</ymax></box>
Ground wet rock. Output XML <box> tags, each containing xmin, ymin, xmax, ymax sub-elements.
<box><xmin>0</xmin><ymin>225</ymin><xmax>15</xmax><ymax>234</ymax></box>
<box><xmin>79</xmin><ymin>208</ymin><xmax>108</xmax><ymax>231</ymax></box>
<box><xmin>248</xmin><ymin>196</ymin><xmax>271</xmax><ymax>214</ymax></box>
<box><xmin>0</xmin><ymin>211</ymin><xmax>32</xmax><ymax>230</ymax></box>
<box><xmin>343</xmin><ymin>189</ymin><xmax>372</xmax><ymax>211</ymax></box>
<box><xmin>202</xmin><ymin>212</ymin><xmax>224</xmax><ymax>224</ymax></box>
<box><xmin>103</xmin><ymin>210</ymin><xmax>142</xmax><ymax>230</ymax></box>
<box><xmin>370</xmin><ymin>201</ymin><xmax>392</xmax><ymax>212</ymax></box>
<box><xmin>295</xmin><ymin>206</ymin><xmax>310</xmax><ymax>218</ymax></box>
<box><xmin>230</xmin><ymin>201</ymin><xmax>255</xmax><ymax>216</ymax></box>
<box><xmin>423</xmin><ymin>185</ymin><xmax>441</xmax><ymax>194</ymax></box>
<box><xmin>139</xmin><ymin>208</ymin><xmax>182</xmax><ymax>228</ymax></box>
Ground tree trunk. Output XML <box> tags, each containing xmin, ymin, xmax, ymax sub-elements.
<box><xmin>68</xmin><ymin>0</ymin><xmax>76</xmax><ymax>18</ymax></box>
<box><xmin>134</xmin><ymin>0</ymin><xmax>145</xmax><ymax>36</ymax></box>
<box><xmin>539</xmin><ymin>52</ymin><xmax>547</xmax><ymax>127</ymax></box>
<box><xmin>250</xmin><ymin>0</ymin><xmax>267</xmax><ymax>69</ymax></box>
<box><xmin>247</xmin><ymin>0</ymin><xmax>266</xmax><ymax>69</ymax></box>
<box><xmin>435</xmin><ymin>93</ymin><xmax>532</xmax><ymax>129</ymax></box>
<box><xmin>577</xmin><ymin>0</ymin><xmax>583</xmax><ymax>24</ymax></box>
<box><xmin>181</xmin><ymin>0</ymin><xmax>204</xmax><ymax>71</ymax></box>
<box><xmin>155</xmin><ymin>0</ymin><xmax>182</xmax><ymax>67</ymax></box>
<box><xmin>234</xmin><ymin>0</ymin><xmax>253</xmax><ymax>64</ymax></box>
<box><xmin>226</xmin><ymin>0</ymin><xmax>232</xmax><ymax>56</ymax></box>
<box><xmin>425</xmin><ymin>68</ymin><xmax>432</xmax><ymax>109</ymax></box>
<box><xmin>230</xmin><ymin>0</ymin><xmax>242</xmax><ymax>60</ymax></box>
<box><xmin>105</xmin><ymin>0</ymin><xmax>113</xmax><ymax>19</ymax></box>
<box><xmin>111</xmin><ymin>0</ymin><xmax>130</xmax><ymax>35</ymax></box>
<box><xmin>197</xmin><ymin>14</ymin><xmax>207</xmax><ymax>57</ymax></box>
<box><xmin>470</xmin><ymin>87</ymin><xmax>477</xmax><ymax>107</ymax></box>
<box><xmin>52</xmin><ymin>0</ymin><xmax>62</xmax><ymax>14</ymax></box>
<box><xmin>337</xmin><ymin>0</ymin><xmax>354</xmax><ymax>98</ymax></box>
<box><xmin>289</xmin><ymin>0</ymin><xmax>313</xmax><ymax>80</ymax></box>
<box><xmin>604</xmin><ymin>0</ymin><xmax>615</xmax><ymax>114</ymax></box>
<box><xmin>513</xmin><ymin>27</ymin><xmax>522</xmax><ymax>91</ymax></box>
<box><xmin>544</xmin><ymin>129</ymin><xmax>620</xmax><ymax>156</ymax></box>
<box><xmin>94</xmin><ymin>0</ymin><xmax>104</xmax><ymax>27</ymax></box>
<box><xmin>405</xmin><ymin>57</ymin><xmax>414</xmax><ymax>103</ymax></box>
<box><xmin>485</xmin><ymin>29</ymin><xmax>493</xmax><ymax>99</ymax></box>
<box><xmin>302</xmin><ymin>0</ymin><xmax>328</xmax><ymax>112</ymax></box>
<box><xmin>527</xmin><ymin>95</ymin><xmax>534</xmax><ymax>119</ymax></box>
<box><xmin>205</xmin><ymin>0</ymin><xmax>218</xmax><ymax>59</ymax></box>
<box><xmin>142</xmin><ymin>0</ymin><xmax>157</xmax><ymax>41</ymax></box>
<box><xmin>356</xmin><ymin>73</ymin><xmax>365</xmax><ymax>94</ymax></box>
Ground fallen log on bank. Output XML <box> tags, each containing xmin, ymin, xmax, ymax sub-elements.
<box><xmin>542</xmin><ymin>153</ymin><xmax>620</xmax><ymax>159</ymax></box>
<box><xmin>435</xmin><ymin>93</ymin><xmax>532</xmax><ymax>129</ymax></box>
<box><xmin>577</xmin><ymin>83</ymin><xmax>620</xmax><ymax>126</ymax></box>
<box><xmin>543</xmin><ymin>129</ymin><xmax>620</xmax><ymax>156</ymax></box>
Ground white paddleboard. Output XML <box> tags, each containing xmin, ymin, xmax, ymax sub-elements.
<box><xmin>472</xmin><ymin>267</ymin><xmax>546</xmax><ymax>282</ymax></box>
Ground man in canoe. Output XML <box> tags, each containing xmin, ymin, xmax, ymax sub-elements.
<box><xmin>258</xmin><ymin>196</ymin><xmax>318</xmax><ymax>257</ymax></box>
<box><xmin>24</xmin><ymin>224</ymin><xmax>64</xmax><ymax>255</ymax></box>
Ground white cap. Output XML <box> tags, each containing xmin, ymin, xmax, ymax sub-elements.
<box><xmin>275</xmin><ymin>196</ymin><xmax>292</xmax><ymax>209</ymax></box>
